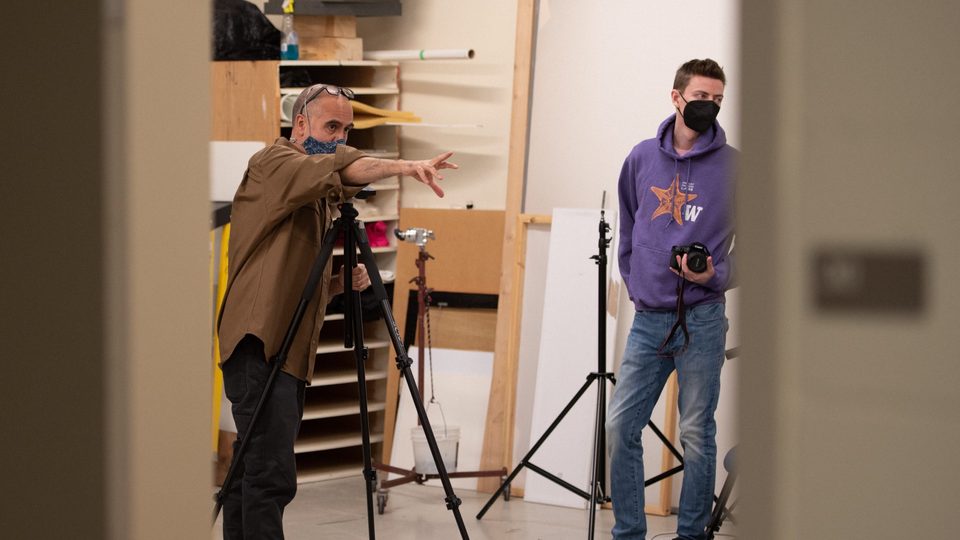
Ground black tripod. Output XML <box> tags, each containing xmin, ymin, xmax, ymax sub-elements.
<box><xmin>213</xmin><ymin>201</ymin><xmax>470</xmax><ymax>539</ymax></box>
<box><xmin>476</xmin><ymin>200</ymin><xmax>616</xmax><ymax>539</ymax></box>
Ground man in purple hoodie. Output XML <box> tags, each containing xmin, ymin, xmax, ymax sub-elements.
<box><xmin>607</xmin><ymin>59</ymin><xmax>736</xmax><ymax>540</ymax></box>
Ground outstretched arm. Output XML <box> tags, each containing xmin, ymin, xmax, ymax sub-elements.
<box><xmin>341</xmin><ymin>151</ymin><xmax>458</xmax><ymax>197</ymax></box>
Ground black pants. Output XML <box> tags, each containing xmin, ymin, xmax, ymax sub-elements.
<box><xmin>222</xmin><ymin>335</ymin><xmax>305</xmax><ymax>540</ymax></box>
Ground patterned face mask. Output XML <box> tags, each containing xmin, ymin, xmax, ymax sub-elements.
<box><xmin>303</xmin><ymin>136</ymin><xmax>346</xmax><ymax>155</ymax></box>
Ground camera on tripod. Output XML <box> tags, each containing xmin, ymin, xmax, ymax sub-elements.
<box><xmin>395</xmin><ymin>227</ymin><xmax>435</xmax><ymax>248</ymax></box>
<box><xmin>670</xmin><ymin>242</ymin><xmax>711</xmax><ymax>273</ymax></box>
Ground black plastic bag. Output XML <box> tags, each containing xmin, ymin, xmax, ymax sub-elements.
<box><xmin>213</xmin><ymin>0</ymin><xmax>281</xmax><ymax>60</ymax></box>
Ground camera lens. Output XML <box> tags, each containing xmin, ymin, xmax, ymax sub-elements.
<box><xmin>687</xmin><ymin>252</ymin><xmax>708</xmax><ymax>273</ymax></box>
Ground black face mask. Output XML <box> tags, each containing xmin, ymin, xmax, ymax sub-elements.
<box><xmin>678</xmin><ymin>94</ymin><xmax>720</xmax><ymax>133</ymax></box>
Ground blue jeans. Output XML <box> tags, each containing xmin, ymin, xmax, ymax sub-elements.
<box><xmin>607</xmin><ymin>303</ymin><xmax>728</xmax><ymax>540</ymax></box>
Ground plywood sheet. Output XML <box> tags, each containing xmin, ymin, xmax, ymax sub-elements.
<box><xmin>294</xmin><ymin>15</ymin><xmax>358</xmax><ymax>39</ymax></box>
<box><xmin>210</xmin><ymin>61</ymin><xmax>280</xmax><ymax>146</ymax></box>
<box><xmin>381</xmin><ymin>208</ymin><xmax>504</xmax><ymax>463</ymax></box>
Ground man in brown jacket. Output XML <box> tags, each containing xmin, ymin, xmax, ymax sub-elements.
<box><xmin>217</xmin><ymin>84</ymin><xmax>456</xmax><ymax>539</ymax></box>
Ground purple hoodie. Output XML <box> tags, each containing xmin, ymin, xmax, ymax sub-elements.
<box><xmin>618</xmin><ymin>114</ymin><xmax>736</xmax><ymax>310</ymax></box>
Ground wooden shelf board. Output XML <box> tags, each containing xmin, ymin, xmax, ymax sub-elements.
<box><xmin>331</xmin><ymin>246</ymin><xmax>397</xmax><ymax>256</ymax></box>
<box><xmin>366</xmin><ymin>182</ymin><xmax>400</xmax><ymax>191</ymax></box>
<box><xmin>302</xmin><ymin>400</ymin><xmax>387</xmax><ymax>421</ymax></box>
<box><xmin>295</xmin><ymin>432</ymin><xmax>385</xmax><ymax>453</ymax></box>
<box><xmin>316</xmin><ymin>338</ymin><xmax>391</xmax><ymax>354</ymax></box>
<box><xmin>280</xmin><ymin>120</ymin><xmax>400</xmax><ymax>129</ymax></box>
<box><xmin>281</xmin><ymin>86</ymin><xmax>399</xmax><ymax>96</ymax></box>
<box><xmin>296</xmin><ymin>463</ymin><xmax>363</xmax><ymax>484</ymax></box>
<box><xmin>361</xmin><ymin>214</ymin><xmax>399</xmax><ymax>222</ymax></box>
<box><xmin>312</xmin><ymin>368</ymin><xmax>388</xmax><ymax>386</ymax></box>
<box><xmin>280</xmin><ymin>60</ymin><xmax>398</xmax><ymax>68</ymax></box>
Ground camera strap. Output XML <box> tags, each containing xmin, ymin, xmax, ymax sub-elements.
<box><xmin>657</xmin><ymin>272</ymin><xmax>690</xmax><ymax>357</ymax></box>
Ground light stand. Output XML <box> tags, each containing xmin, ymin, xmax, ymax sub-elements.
<box><xmin>476</xmin><ymin>194</ymin><xmax>616</xmax><ymax>540</ymax></box>
<box><xmin>373</xmin><ymin>231</ymin><xmax>506</xmax><ymax>513</ymax></box>
<box><xmin>213</xmin><ymin>202</ymin><xmax>470</xmax><ymax>539</ymax></box>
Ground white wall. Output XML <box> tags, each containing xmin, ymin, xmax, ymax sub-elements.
<box><xmin>523</xmin><ymin>0</ymin><xmax>740</xmax><ymax>215</ymax></box>
<box><xmin>359</xmin><ymin>0</ymin><xmax>518</xmax><ymax>210</ymax></box>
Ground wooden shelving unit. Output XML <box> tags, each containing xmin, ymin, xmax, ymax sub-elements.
<box><xmin>279</xmin><ymin>59</ymin><xmax>403</xmax><ymax>484</ymax></box>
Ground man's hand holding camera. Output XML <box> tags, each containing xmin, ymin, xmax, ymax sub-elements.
<box><xmin>669</xmin><ymin>242</ymin><xmax>714</xmax><ymax>284</ymax></box>
<box><xmin>670</xmin><ymin>253</ymin><xmax>716</xmax><ymax>285</ymax></box>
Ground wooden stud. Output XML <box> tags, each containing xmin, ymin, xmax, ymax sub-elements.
<box><xmin>501</xmin><ymin>213</ymin><xmax>549</xmax><ymax>495</ymax></box>
<box><xmin>477</xmin><ymin>0</ymin><xmax>539</xmax><ymax>494</ymax></box>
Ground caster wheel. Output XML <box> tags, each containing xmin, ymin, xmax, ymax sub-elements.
<box><xmin>503</xmin><ymin>482</ymin><xmax>511</xmax><ymax>501</ymax></box>
<box><xmin>377</xmin><ymin>491</ymin><xmax>388</xmax><ymax>514</ymax></box>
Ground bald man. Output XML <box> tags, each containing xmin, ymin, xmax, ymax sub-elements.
<box><xmin>217</xmin><ymin>84</ymin><xmax>457</xmax><ymax>539</ymax></box>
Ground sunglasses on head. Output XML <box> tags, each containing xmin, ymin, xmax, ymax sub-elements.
<box><xmin>301</xmin><ymin>85</ymin><xmax>355</xmax><ymax>115</ymax></box>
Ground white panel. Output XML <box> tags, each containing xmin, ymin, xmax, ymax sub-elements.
<box><xmin>511</xmin><ymin>225</ymin><xmax>552</xmax><ymax>490</ymax></box>
<box><xmin>524</xmin><ymin>208</ymin><xmax>618</xmax><ymax>508</ymax></box>
<box><xmin>209</xmin><ymin>141</ymin><xmax>264</xmax><ymax>201</ymax></box>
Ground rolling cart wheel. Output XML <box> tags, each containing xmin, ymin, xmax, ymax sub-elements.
<box><xmin>503</xmin><ymin>482</ymin><xmax>511</xmax><ymax>501</ymax></box>
<box><xmin>377</xmin><ymin>490</ymin><xmax>388</xmax><ymax>514</ymax></box>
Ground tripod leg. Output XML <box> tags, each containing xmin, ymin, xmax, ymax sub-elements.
<box><xmin>352</xmin><ymin>221</ymin><xmax>471</xmax><ymax>540</ymax></box>
<box><xmin>586</xmin><ymin>375</ymin><xmax>609</xmax><ymax>540</ymax></box>
<box><xmin>343</xmin><ymin>222</ymin><xmax>378</xmax><ymax>540</ymax></box>
<box><xmin>477</xmin><ymin>374</ymin><xmax>598</xmax><ymax>519</ymax></box>
<box><xmin>475</xmin><ymin>454</ymin><xmax>528</xmax><ymax>519</ymax></box>
<box><xmin>213</xmin><ymin>218</ymin><xmax>344</xmax><ymax>525</ymax></box>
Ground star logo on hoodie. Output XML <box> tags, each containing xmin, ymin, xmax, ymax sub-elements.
<box><xmin>650</xmin><ymin>174</ymin><xmax>698</xmax><ymax>225</ymax></box>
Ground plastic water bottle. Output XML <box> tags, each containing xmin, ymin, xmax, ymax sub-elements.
<box><xmin>281</xmin><ymin>14</ymin><xmax>299</xmax><ymax>60</ymax></box>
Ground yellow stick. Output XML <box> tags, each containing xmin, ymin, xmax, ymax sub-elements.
<box><xmin>211</xmin><ymin>224</ymin><xmax>231</xmax><ymax>451</ymax></box>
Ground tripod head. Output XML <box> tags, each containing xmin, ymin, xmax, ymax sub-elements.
<box><xmin>395</xmin><ymin>227</ymin><xmax>435</xmax><ymax>251</ymax></box>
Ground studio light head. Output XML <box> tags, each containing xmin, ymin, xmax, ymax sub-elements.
<box><xmin>395</xmin><ymin>227</ymin><xmax>435</xmax><ymax>248</ymax></box>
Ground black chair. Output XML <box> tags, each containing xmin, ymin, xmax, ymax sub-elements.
<box><xmin>705</xmin><ymin>446</ymin><xmax>737</xmax><ymax>539</ymax></box>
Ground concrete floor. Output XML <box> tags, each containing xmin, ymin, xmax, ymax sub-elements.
<box><xmin>212</xmin><ymin>476</ymin><xmax>707</xmax><ymax>539</ymax></box>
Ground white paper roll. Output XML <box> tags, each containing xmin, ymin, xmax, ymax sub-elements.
<box><xmin>364</xmin><ymin>49</ymin><xmax>475</xmax><ymax>61</ymax></box>
<box><xmin>280</xmin><ymin>93</ymin><xmax>299</xmax><ymax>123</ymax></box>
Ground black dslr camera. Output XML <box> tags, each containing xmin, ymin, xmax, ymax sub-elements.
<box><xmin>670</xmin><ymin>242</ymin><xmax>711</xmax><ymax>273</ymax></box>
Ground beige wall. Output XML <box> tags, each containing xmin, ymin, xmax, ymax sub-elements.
<box><xmin>358</xmin><ymin>0</ymin><xmax>518</xmax><ymax>210</ymax></box>
<box><xmin>739</xmin><ymin>1</ymin><xmax>960</xmax><ymax>537</ymax></box>
<box><xmin>2</xmin><ymin>1</ymin><xmax>211</xmax><ymax>539</ymax></box>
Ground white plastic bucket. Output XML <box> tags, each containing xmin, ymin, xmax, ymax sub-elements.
<box><xmin>411</xmin><ymin>425</ymin><xmax>460</xmax><ymax>474</ymax></box>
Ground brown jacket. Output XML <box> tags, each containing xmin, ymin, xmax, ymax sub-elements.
<box><xmin>218</xmin><ymin>138</ymin><xmax>365</xmax><ymax>382</ymax></box>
